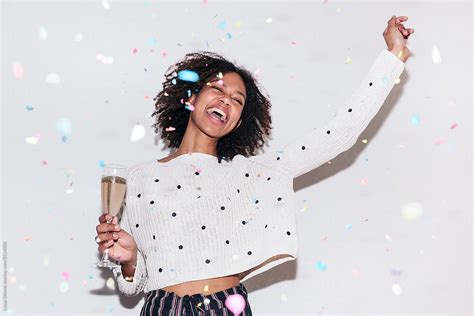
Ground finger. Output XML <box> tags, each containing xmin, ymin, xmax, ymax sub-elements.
<box><xmin>112</xmin><ymin>216</ymin><xmax>118</xmax><ymax>225</ymax></box>
<box><xmin>96</xmin><ymin>222</ymin><xmax>121</xmax><ymax>234</ymax></box>
<box><xmin>98</xmin><ymin>240</ymin><xmax>115</xmax><ymax>253</ymax></box>
<box><xmin>96</xmin><ymin>232</ymin><xmax>119</xmax><ymax>243</ymax></box>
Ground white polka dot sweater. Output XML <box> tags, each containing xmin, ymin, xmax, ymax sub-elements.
<box><xmin>112</xmin><ymin>49</ymin><xmax>405</xmax><ymax>296</ymax></box>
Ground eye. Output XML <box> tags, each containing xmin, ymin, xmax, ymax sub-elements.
<box><xmin>233</xmin><ymin>98</ymin><xmax>243</xmax><ymax>105</ymax></box>
<box><xmin>211</xmin><ymin>86</ymin><xmax>222</xmax><ymax>92</ymax></box>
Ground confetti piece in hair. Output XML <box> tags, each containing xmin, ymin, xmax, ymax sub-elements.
<box><xmin>450</xmin><ymin>122</ymin><xmax>458</xmax><ymax>129</ymax></box>
<box><xmin>39</xmin><ymin>26</ymin><xmax>48</xmax><ymax>40</ymax></box>
<box><xmin>130</xmin><ymin>123</ymin><xmax>146</xmax><ymax>142</ymax></box>
<box><xmin>251</xmin><ymin>68</ymin><xmax>260</xmax><ymax>80</ymax></box>
<box><xmin>46</xmin><ymin>73</ymin><xmax>61</xmax><ymax>85</ymax></box>
<box><xmin>25</xmin><ymin>134</ymin><xmax>40</xmax><ymax>144</ymax></box>
<box><xmin>172</xmin><ymin>78</ymin><xmax>177</xmax><ymax>85</ymax></box>
<box><xmin>187</xmin><ymin>89</ymin><xmax>192</xmax><ymax>97</ymax></box>
<box><xmin>184</xmin><ymin>102</ymin><xmax>195</xmax><ymax>111</ymax></box>
<box><xmin>217</xmin><ymin>72</ymin><xmax>223</xmax><ymax>79</ymax></box>
<box><xmin>13</xmin><ymin>62</ymin><xmax>24</xmax><ymax>79</ymax></box>
<box><xmin>178</xmin><ymin>70</ymin><xmax>199</xmax><ymax>82</ymax></box>
<box><xmin>165</xmin><ymin>126</ymin><xmax>176</xmax><ymax>132</ymax></box>
<box><xmin>26</xmin><ymin>105</ymin><xmax>34</xmax><ymax>111</ymax></box>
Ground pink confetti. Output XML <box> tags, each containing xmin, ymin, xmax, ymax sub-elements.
<box><xmin>450</xmin><ymin>123</ymin><xmax>458</xmax><ymax>129</ymax></box>
<box><xmin>61</xmin><ymin>272</ymin><xmax>70</xmax><ymax>280</ymax></box>
<box><xmin>435</xmin><ymin>137</ymin><xmax>445</xmax><ymax>145</ymax></box>
<box><xmin>165</xmin><ymin>126</ymin><xmax>176</xmax><ymax>132</ymax></box>
<box><xmin>13</xmin><ymin>62</ymin><xmax>24</xmax><ymax>79</ymax></box>
<box><xmin>132</xmin><ymin>48</ymin><xmax>138</xmax><ymax>54</ymax></box>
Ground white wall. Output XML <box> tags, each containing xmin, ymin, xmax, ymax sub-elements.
<box><xmin>1</xmin><ymin>0</ymin><xmax>472</xmax><ymax>315</ymax></box>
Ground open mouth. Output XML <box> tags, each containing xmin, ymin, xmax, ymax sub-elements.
<box><xmin>206</xmin><ymin>108</ymin><xmax>227</xmax><ymax>125</ymax></box>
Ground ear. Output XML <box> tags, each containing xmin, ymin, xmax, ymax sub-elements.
<box><xmin>188</xmin><ymin>94</ymin><xmax>196</xmax><ymax>104</ymax></box>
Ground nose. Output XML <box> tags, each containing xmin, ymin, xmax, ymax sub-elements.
<box><xmin>219</xmin><ymin>97</ymin><xmax>230</xmax><ymax>106</ymax></box>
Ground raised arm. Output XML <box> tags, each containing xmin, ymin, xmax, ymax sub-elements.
<box><xmin>248</xmin><ymin>49</ymin><xmax>405</xmax><ymax>179</ymax></box>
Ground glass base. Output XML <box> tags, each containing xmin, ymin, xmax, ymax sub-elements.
<box><xmin>95</xmin><ymin>259</ymin><xmax>121</xmax><ymax>269</ymax></box>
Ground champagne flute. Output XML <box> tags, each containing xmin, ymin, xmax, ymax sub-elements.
<box><xmin>96</xmin><ymin>164</ymin><xmax>127</xmax><ymax>268</ymax></box>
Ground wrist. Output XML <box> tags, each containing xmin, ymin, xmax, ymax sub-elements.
<box><xmin>389</xmin><ymin>48</ymin><xmax>406</xmax><ymax>62</ymax></box>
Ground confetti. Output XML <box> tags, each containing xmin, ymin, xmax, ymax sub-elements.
<box><xmin>106</xmin><ymin>277</ymin><xmax>115</xmax><ymax>290</ymax></box>
<box><xmin>401</xmin><ymin>202</ymin><xmax>423</xmax><ymax>221</ymax></box>
<box><xmin>392</xmin><ymin>283</ymin><xmax>402</xmax><ymax>296</ymax></box>
<box><xmin>431</xmin><ymin>45</ymin><xmax>442</xmax><ymax>64</ymax></box>
<box><xmin>265</xmin><ymin>17</ymin><xmax>273</xmax><ymax>23</ymax></box>
<box><xmin>315</xmin><ymin>260</ymin><xmax>327</xmax><ymax>271</ymax></box>
<box><xmin>96</xmin><ymin>53</ymin><xmax>114</xmax><ymax>64</ymax></box>
<box><xmin>55</xmin><ymin>118</ymin><xmax>72</xmax><ymax>143</ymax></box>
<box><xmin>410</xmin><ymin>115</ymin><xmax>421</xmax><ymax>125</ymax></box>
<box><xmin>132</xmin><ymin>48</ymin><xmax>138</xmax><ymax>54</ymax></box>
<box><xmin>45</xmin><ymin>73</ymin><xmax>61</xmax><ymax>85</ymax></box>
<box><xmin>450</xmin><ymin>122</ymin><xmax>458</xmax><ymax>129</ymax></box>
<box><xmin>39</xmin><ymin>25</ymin><xmax>48</xmax><ymax>40</ymax></box>
<box><xmin>102</xmin><ymin>0</ymin><xmax>110</xmax><ymax>9</ymax></box>
<box><xmin>177</xmin><ymin>70</ymin><xmax>199</xmax><ymax>82</ymax></box>
<box><xmin>59</xmin><ymin>281</ymin><xmax>69</xmax><ymax>293</ymax></box>
<box><xmin>165</xmin><ymin>126</ymin><xmax>176</xmax><ymax>132</ymax></box>
<box><xmin>225</xmin><ymin>294</ymin><xmax>246</xmax><ymax>314</ymax></box>
<box><xmin>61</xmin><ymin>271</ymin><xmax>70</xmax><ymax>281</ymax></box>
<box><xmin>13</xmin><ymin>62</ymin><xmax>24</xmax><ymax>79</ymax></box>
<box><xmin>25</xmin><ymin>134</ymin><xmax>40</xmax><ymax>144</ymax></box>
<box><xmin>74</xmin><ymin>32</ymin><xmax>83</xmax><ymax>42</ymax></box>
<box><xmin>26</xmin><ymin>105</ymin><xmax>34</xmax><ymax>111</ymax></box>
<box><xmin>130</xmin><ymin>123</ymin><xmax>146</xmax><ymax>142</ymax></box>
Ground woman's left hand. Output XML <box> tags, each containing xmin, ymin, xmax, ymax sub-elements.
<box><xmin>383</xmin><ymin>15</ymin><xmax>414</xmax><ymax>62</ymax></box>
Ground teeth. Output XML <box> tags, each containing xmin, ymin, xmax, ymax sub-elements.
<box><xmin>207</xmin><ymin>107</ymin><xmax>226</xmax><ymax>122</ymax></box>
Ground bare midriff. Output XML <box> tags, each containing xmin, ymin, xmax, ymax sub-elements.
<box><xmin>160</xmin><ymin>273</ymin><xmax>241</xmax><ymax>297</ymax></box>
<box><xmin>160</xmin><ymin>254</ymin><xmax>294</xmax><ymax>297</ymax></box>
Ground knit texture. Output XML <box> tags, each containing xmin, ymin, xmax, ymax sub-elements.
<box><xmin>112</xmin><ymin>49</ymin><xmax>405</xmax><ymax>296</ymax></box>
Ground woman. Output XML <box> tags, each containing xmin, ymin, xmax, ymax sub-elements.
<box><xmin>95</xmin><ymin>15</ymin><xmax>414</xmax><ymax>315</ymax></box>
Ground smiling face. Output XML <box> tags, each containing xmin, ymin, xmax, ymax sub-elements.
<box><xmin>187</xmin><ymin>71</ymin><xmax>247</xmax><ymax>139</ymax></box>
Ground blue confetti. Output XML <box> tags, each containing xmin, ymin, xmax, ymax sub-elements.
<box><xmin>26</xmin><ymin>104</ymin><xmax>34</xmax><ymax>111</ymax></box>
<box><xmin>177</xmin><ymin>70</ymin><xmax>199</xmax><ymax>82</ymax></box>
<box><xmin>345</xmin><ymin>224</ymin><xmax>353</xmax><ymax>230</ymax></box>
<box><xmin>99</xmin><ymin>160</ymin><xmax>105</xmax><ymax>168</ymax></box>
<box><xmin>410</xmin><ymin>115</ymin><xmax>421</xmax><ymax>125</ymax></box>
<box><xmin>316</xmin><ymin>260</ymin><xmax>327</xmax><ymax>271</ymax></box>
<box><xmin>218</xmin><ymin>21</ymin><xmax>227</xmax><ymax>30</ymax></box>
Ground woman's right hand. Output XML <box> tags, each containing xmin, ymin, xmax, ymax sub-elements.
<box><xmin>95</xmin><ymin>214</ymin><xmax>138</xmax><ymax>266</ymax></box>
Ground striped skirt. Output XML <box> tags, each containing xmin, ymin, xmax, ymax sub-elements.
<box><xmin>140</xmin><ymin>283</ymin><xmax>252</xmax><ymax>315</ymax></box>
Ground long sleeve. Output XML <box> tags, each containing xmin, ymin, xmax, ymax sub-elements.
<box><xmin>248</xmin><ymin>49</ymin><xmax>405</xmax><ymax>179</ymax></box>
<box><xmin>111</xmin><ymin>168</ymin><xmax>148</xmax><ymax>296</ymax></box>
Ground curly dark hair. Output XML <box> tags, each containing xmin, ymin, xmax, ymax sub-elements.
<box><xmin>151</xmin><ymin>51</ymin><xmax>273</xmax><ymax>163</ymax></box>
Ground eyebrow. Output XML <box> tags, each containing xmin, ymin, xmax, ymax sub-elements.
<box><xmin>209</xmin><ymin>78</ymin><xmax>246</xmax><ymax>100</ymax></box>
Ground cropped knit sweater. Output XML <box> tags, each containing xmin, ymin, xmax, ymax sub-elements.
<box><xmin>112</xmin><ymin>49</ymin><xmax>405</xmax><ymax>296</ymax></box>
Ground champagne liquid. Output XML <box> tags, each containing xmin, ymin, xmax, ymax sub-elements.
<box><xmin>101</xmin><ymin>175</ymin><xmax>127</xmax><ymax>217</ymax></box>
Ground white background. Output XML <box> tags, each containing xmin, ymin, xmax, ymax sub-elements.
<box><xmin>1</xmin><ymin>0</ymin><xmax>472</xmax><ymax>315</ymax></box>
